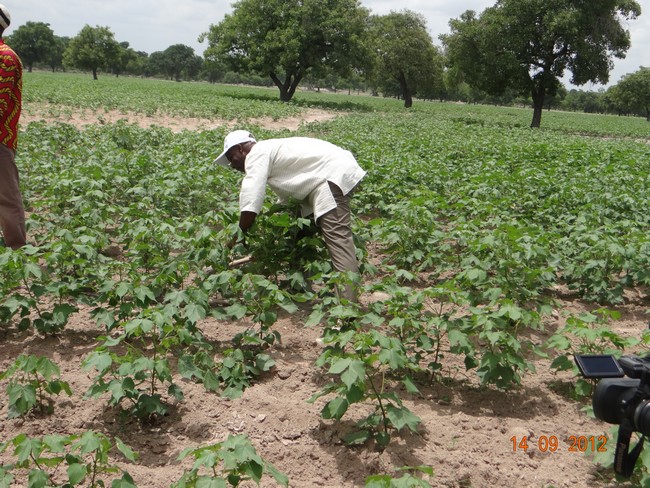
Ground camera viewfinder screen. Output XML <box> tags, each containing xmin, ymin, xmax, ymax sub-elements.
<box><xmin>574</xmin><ymin>355</ymin><xmax>624</xmax><ymax>378</ymax></box>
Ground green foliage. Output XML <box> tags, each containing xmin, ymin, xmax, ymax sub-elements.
<box><xmin>361</xmin><ymin>276</ymin><xmax>468</xmax><ymax>379</ymax></box>
<box><xmin>0</xmin><ymin>431</ymin><xmax>137</xmax><ymax>487</ymax></box>
<box><xmin>63</xmin><ymin>25</ymin><xmax>121</xmax><ymax>79</ymax></box>
<box><xmin>5</xmin><ymin>21</ymin><xmax>56</xmax><ymax>72</ymax></box>
<box><xmin>24</xmin><ymin>72</ymin><xmax>305</xmax><ymax>120</ymax></box>
<box><xmin>308</xmin><ymin>299</ymin><xmax>422</xmax><ymax>449</ymax></box>
<box><xmin>0</xmin><ymin>355</ymin><xmax>72</xmax><ymax>418</ymax></box>
<box><xmin>560</xmin><ymin>233</ymin><xmax>639</xmax><ymax>304</ymax></box>
<box><xmin>174</xmin><ymin>434</ymin><xmax>288</xmax><ymax>487</ymax></box>
<box><xmin>1</xmin><ymin>76</ymin><xmax>648</xmax><ymax>477</ymax></box>
<box><xmin>11</xmin><ymin>78</ymin><xmax>649</xmax><ymax>399</ymax></box>
<box><xmin>153</xmin><ymin>44</ymin><xmax>203</xmax><ymax>82</ymax></box>
<box><xmin>610</xmin><ymin>66</ymin><xmax>650</xmax><ymax>119</ymax></box>
<box><xmin>365</xmin><ymin>465</ymin><xmax>435</xmax><ymax>488</ymax></box>
<box><xmin>82</xmin><ymin>303</ymin><xmax>210</xmax><ymax>421</ymax></box>
<box><xmin>368</xmin><ymin>11</ymin><xmax>442</xmax><ymax>107</ymax></box>
<box><xmin>442</xmin><ymin>0</ymin><xmax>642</xmax><ymax>126</ymax></box>
<box><xmin>545</xmin><ymin>309</ymin><xmax>638</xmax><ymax>397</ymax></box>
<box><xmin>210</xmin><ymin>271</ymin><xmax>298</xmax><ymax>398</ymax></box>
<box><xmin>200</xmin><ymin>0</ymin><xmax>370</xmax><ymax>101</ymax></box>
<box><xmin>468</xmin><ymin>299</ymin><xmax>543</xmax><ymax>388</ymax></box>
<box><xmin>212</xmin><ymin>347</ymin><xmax>269</xmax><ymax>399</ymax></box>
<box><xmin>241</xmin><ymin>202</ymin><xmax>330</xmax><ymax>289</ymax></box>
<box><xmin>0</xmin><ymin>246</ymin><xmax>80</xmax><ymax>335</ymax></box>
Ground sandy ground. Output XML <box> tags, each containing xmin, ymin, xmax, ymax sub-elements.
<box><xmin>21</xmin><ymin>103</ymin><xmax>338</xmax><ymax>132</ymax></box>
<box><xmin>1</xmin><ymin>289</ymin><xmax>646</xmax><ymax>488</ymax></box>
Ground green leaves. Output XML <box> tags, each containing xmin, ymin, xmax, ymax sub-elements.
<box><xmin>365</xmin><ymin>465</ymin><xmax>435</xmax><ymax>487</ymax></box>
<box><xmin>4</xmin><ymin>73</ymin><xmax>649</xmax><ymax>487</ymax></box>
<box><xmin>322</xmin><ymin>397</ymin><xmax>350</xmax><ymax>421</ymax></box>
<box><xmin>385</xmin><ymin>403</ymin><xmax>421</xmax><ymax>432</ymax></box>
<box><xmin>328</xmin><ymin>357</ymin><xmax>366</xmax><ymax>388</ymax></box>
<box><xmin>6</xmin><ymin>383</ymin><xmax>38</xmax><ymax>418</ymax></box>
<box><xmin>175</xmin><ymin>434</ymin><xmax>288</xmax><ymax>487</ymax></box>
<box><xmin>0</xmin><ymin>355</ymin><xmax>72</xmax><ymax>418</ymax></box>
<box><xmin>81</xmin><ymin>302</ymin><xmax>214</xmax><ymax>421</ymax></box>
<box><xmin>202</xmin><ymin>0</ymin><xmax>369</xmax><ymax>101</ymax></box>
<box><xmin>0</xmin><ymin>431</ymin><xmax>137</xmax><ymax>487</ymax></box>
<box><xmin>311</xmin><ymin>304</ymin><xmax>422</xmax><ymax>449</ymax></box>
<box><xmin>544</xmin><ymin>309</ymin><xmax>638</xmax><ymax>398</ymax></box>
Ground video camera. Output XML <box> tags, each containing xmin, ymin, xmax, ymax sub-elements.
<box><xmin>575</xmin><ymin>354</ymin><xmax>650</xmax><ymax>477</ymax></box>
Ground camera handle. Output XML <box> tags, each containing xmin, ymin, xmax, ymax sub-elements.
<box><xmin>615</xmin><ymin>416</ymin><xmax>645</xmax><ymax>477</ymax></box>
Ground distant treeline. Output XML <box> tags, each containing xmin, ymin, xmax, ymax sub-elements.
<box><xmin>6</xmin><ymin>13</ymin><xmax>649</xmax><ymax>121</ymax></box>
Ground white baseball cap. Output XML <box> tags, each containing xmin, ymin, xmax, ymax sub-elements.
<box><xmin>0</xmin><ymin>4</ymin><xmax>11</xmax><ymax>30</ymax></box>
<box><xmin>213</xmin><ymin>130</ymin><xmax>256</xmax><ymax>166</ymax></box>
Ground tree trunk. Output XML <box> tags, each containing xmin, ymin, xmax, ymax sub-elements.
<box><xmin>530</xmin><ymin>85</ymin><xmax>545</xmax><ymax>128</ymax></box>
<box><xmin>92</xmin><ymin>68</ymin><xmax>98</xmax><ymax>80</ymax></box>
<box><xmin>397</xmin><ymin>71</ymin><xmax>412</xmax><ymax>108</ymax></box>
<box><xmin>270</xmin><ymin>71</ymin><xmax>303</xmax><ymax>102</ymax></box>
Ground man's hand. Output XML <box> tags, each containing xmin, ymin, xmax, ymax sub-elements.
<box><xmin>226</xmin><ymin>235</ymin><xmax>241</xmax><ymax>250</ymax></box>
<box><xmin>226</xmin><ymin>211</ymin><xmax>257</xmax><ymax>250</ymax></box>
<box><xmin>239</xmin><ymin>211</ymin><xmax>257</xmax><ymax>232</ymax></box>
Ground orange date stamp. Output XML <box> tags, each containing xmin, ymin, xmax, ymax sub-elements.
<box><xmin>511</xmin><ymin>435</ymin><xmax>608</xmax><ymax>453</ymax></box>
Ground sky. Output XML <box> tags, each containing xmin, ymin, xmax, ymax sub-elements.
<box><xmin>5</xmin><ymin>0</ymin><xmax>649</xmax><ymax>90</ymax></box>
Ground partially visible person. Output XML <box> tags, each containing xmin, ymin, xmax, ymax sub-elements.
<box><xmin>214</xmin><ymin>130</ymin><xmax>366</xmax><ymax>302</ymax></box>
<box><xmin>0</xmin><ymin>3</ymin><xmax>25</xmax><ymax>250</ymax></box>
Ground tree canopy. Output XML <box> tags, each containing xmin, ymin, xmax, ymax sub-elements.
<box><xmin>149</xmin><ymin>44</ymin><xmax>203</xmax><ymax>82</ymax></box>
<box><xmin>63</xmin><ymin>25</ymin><xmax>121</xmax><ymax>80</ymax></box>
<box><xmin>200</xmin><ymin>0</ymin><xmax>370</xmax><ymax>101</ymax></box>
<box><xmin>612</xmin><ymin>66</ymin><xmax>650</xmax><ymax>120</ymax></box>
<box><xmin>5</xmin><ymin>4</ymin><xmax>648</xmax><ymax>114</ymax></box>
<box><xmin>368</xmin><ymin>10</ymin><xmax>442</xmax><ymax>108</ymax></box>
<box><xmin>6</xmin><ymin>21</ymin><xmax>56</xmax><ymax>72</ymax></box>
<box><xmin>441</xmin><ymin>0</ymin><xmax>641</xmax><ymax>127</ymax></box>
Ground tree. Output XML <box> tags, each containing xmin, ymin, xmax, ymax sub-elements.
<box><xmin>614</xmin><ymin>67</ymin><xmax>650</xmax><ymax>120</ymax></box>
<box><xmin>63</xmin><ymin>25</ymin><xmax>120</xmax><ymax>80</ymax></box>
<box><xmin>543</xmin><ymin>85</ymin><xmax>568</xmax><ymax>111</ymax></box>
<box><xmin>161</xmin><ymin>44</ymin><xmax>203</xmax><ymax>81</ymax></box>
<box><xmin>200</xmin><ymin>0</ymin><xmax>369</xmax><ymax>101</ymax></box>
<box><xmin>146</xmin><ymin>45</ymin><xmax>202</xmax><ymax>81</ymax></box>
<box><xmin>6</xmin><ymin>21</ymin><xmax>56</xmax><ymax>72</ymax></box>
<box><xmin>125</xmin><ymin>51</ymin><xmax>149</xmax><ymax>77</ymax></box>
<box><xmin>441</xmin><ymin>0</ymin><xmax>641</xmax><ymax>128</ymax></box>
<box><xmin>202</xmin><ymin>58</ymin><xmax>228</xmax><ymax>83</ymax></box>
<box><xmin>48</xmin><ymin>36</ymin><xmax>69</xmax><ymax>72</ymax></box>
<box><xmin>110</xmin><ymin>42</ymin><xmax>139</xmax><ymax>77</ymax></box>
<box><xmin>368</xmin><ymin>11</ymin><xmax>442</xmax><ymax>108</ymax></box>
<box><xmin>146</xmin><ymin>51</ymin><xmax>166</xmax><ymax>78</ymax></box>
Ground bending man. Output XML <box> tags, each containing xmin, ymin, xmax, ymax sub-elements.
<box><xmin>214</xmin><ymin>130</ymin><xmax>366</xmax><ymax>302</ymax></box>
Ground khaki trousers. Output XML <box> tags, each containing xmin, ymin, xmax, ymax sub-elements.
<box><xmin>0</xmin><ymin>144</ymin><xmax>26</xmax><ymax>249</ymax></box>
<box><xmin>317</xmin><ymin>182</ymin><xmax>359</xmax><ymax>302</ymax></box>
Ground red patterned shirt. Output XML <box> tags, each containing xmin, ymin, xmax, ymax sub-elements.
<box><xmin>0</xmin><ymin>39</ymin><xmax>22</xmax><ymax>150</ymax></box>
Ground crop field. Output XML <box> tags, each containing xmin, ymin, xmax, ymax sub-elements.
<box><xmin>1</xmin><ymin>72</ymin><xmax>649</xmax><ymax>488</ymax></box>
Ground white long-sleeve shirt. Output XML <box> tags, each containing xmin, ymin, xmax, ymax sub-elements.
<box><xmin>239</xmin><ymin>137</ymin><xmax>366</xmax><ymax>221</ymax></box>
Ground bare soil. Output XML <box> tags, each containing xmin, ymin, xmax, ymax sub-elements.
<box><xmin>21</xmin><ymin>103</ymin><xmax>339</xmax><ymax>132</ymax></box>
<box><xmin>1</xmin><ymin>107</ymin><xmax>647</xmax><ymax>488</ymax></box>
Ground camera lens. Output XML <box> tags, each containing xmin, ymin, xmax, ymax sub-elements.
<box><xmin>634</xmin><ymin>399</ymin><xmax>650</xmax><ymax>436</ymax></box>
<box><xmin>593</xmin><ymin>379</ymin><xmax>640</xmax><ymax>424</ymax></box>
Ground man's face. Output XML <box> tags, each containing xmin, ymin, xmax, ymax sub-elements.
<box><xmin>226</xmin><ymin>144</ymin><xmax>246</xmax><ymax>173</ymax></box>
